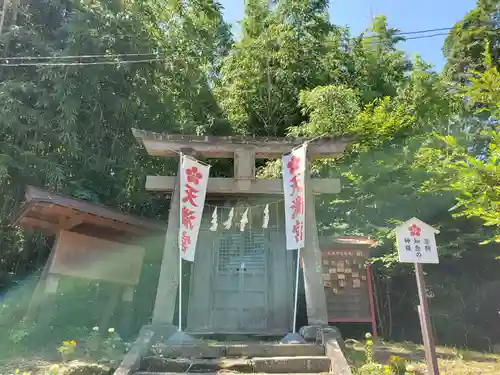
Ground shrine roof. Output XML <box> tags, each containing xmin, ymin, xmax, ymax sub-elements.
<box><xmin>132</xmin><ymin>128</ymin><xmax>349</xmax><ymax>159</ymax></box>
<box><xmin>12</xmin><ymin>185</ymin><xmax>165</xmax><ymax>237</ymax></box>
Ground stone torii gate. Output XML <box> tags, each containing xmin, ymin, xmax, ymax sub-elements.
<box><xmin>132</xmin><ymin>129</ymin><xmax>348</xmax><ymax>331</ymax></box>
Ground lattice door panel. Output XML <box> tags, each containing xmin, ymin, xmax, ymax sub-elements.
<box><xmin>216</xmin><ymin>234</ymin><xmax>242</xmax><ymax>274</ymax></box>
<box><xmin>239</xmin><ymin>232</ymin><xmax>268</xmax><ymax>331</ymax></box>
<box><xmin>211</xmin><ymin>231</ymin><xmax>270</xmax><ymax>333</ymax></box>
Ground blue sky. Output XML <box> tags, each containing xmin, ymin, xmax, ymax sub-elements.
<box><xmin>219</xmin><ymin>0</ymin><xmax>477</xmax><ymax>71</ymax></box>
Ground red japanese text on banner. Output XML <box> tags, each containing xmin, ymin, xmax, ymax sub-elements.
<box><xmin>179</xmin><ymin>155</ymin><xmax>210</xmax><ymax>262</ymax></box>
<box><xmin>282</xmin><ymin>144</ymin><xmax>307</xmax><ymax>250</ymax></box>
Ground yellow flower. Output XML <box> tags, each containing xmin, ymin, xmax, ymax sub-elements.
<box><xmin>69</xmin><ymin>340</ymin><xmax>76</xmax><ymax>346</ymax></box>
<box><xmin>383</xmin><ymin>365</ymin><xmax>391</xmax><ymax>374</ymax></box>
<box><xmin>15</xmin><ymin>370</ymin><xmax>20</xmax><ymax>374</ymax></box>
<box><xmin>406</xmin><ymin>364</ymin><xmax>416</xmax><ymax>372</ymax></box>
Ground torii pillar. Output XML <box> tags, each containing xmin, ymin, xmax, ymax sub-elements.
<box><xmin>132</xmin><ymin>129</ymin><xmax>349</xmax><ymax>328</ymax></box>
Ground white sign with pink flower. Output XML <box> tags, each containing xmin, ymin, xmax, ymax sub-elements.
<box><xmin>282</xmin><ymin>144</ymin><xmax>307</xmax><ymax>250</ymax></box>
<box><xmin>178</xmin><ymin>155</ymin><xmax>210</xmax><ymax>262</ymax></box>
<box><xmin>395</xmin><ymin>217</ymin><xmax>439</xmax><ymax>264</ymax></box>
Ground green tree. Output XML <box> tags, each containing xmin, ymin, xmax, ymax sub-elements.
<box><xmin>0</xmin><ymin>0</ymin><xmax>230</xmax><ymax>284</ymax></box>
<box><xmin>443</xmin><ymin>0</ymin><xmax>499</xmax><ymax>82</ymax></box>
<box><xmin>216</xmin><ymin>0</ymin><xmax>333</xmax><ymax>136</ymax></box>
<box><xmin>417</xmin><ymin>50</ymin><xmax>499</xmax><ymax>243</ymax></box>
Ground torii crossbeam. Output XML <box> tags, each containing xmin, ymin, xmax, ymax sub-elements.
<box><xmin>132</xmin><ymin>128</ymin><xmax>349</xmax><ymax>329</ymax></box>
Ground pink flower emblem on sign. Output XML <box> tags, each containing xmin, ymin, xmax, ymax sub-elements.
<box><xmin>408</xmin><ymin>224</ymin><xmax>421</xmax><ymax>237</ymax></box>
<box><xmin>287</xmin><ymin>155</ymin><xmax>301</xmax><ymax>175</ymax></box>
<box><xmin>186</xmin><ymin>167</ymin><xmax>202</xmax><ymax>185</ymax></box>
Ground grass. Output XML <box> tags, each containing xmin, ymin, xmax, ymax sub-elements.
<box><xmin>345</xmin><ymin>339</ymin><xmax>500</xmax><ymax>374</ymax></box>
<box><xmin>0</xmin><ymin>358</ymin><xmax>111</xmax><ymax>375</ymax></box>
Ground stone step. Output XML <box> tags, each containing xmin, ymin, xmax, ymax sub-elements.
<box><xmin>153</xmin><ymin>343</ymin><xmax>325</xmax><ymax>358</ymax></box>
<box><xmin>140</xmin><ymin>356</ymin><xmax>331</xmax><ymax>373</ymax></box>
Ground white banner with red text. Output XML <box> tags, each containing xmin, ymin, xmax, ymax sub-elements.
<box><xmin>282</xmin><ymin>144</ymin><xmax>307</xmax><ymax>250</ymax></box>
<box><xmin>179</xmin><ymin>155</ymin><xmax>210</xmax><ymax>262</ymax></box>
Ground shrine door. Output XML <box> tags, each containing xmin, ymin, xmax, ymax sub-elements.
<box><xmin>187</xmin><ymin>231</ymin><xmax>295</xmax><ymax>335</ymax></box>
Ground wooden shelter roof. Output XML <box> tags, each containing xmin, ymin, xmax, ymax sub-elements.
<box><xmin>12</xmin><ymin>186</ymin><xmax>165</xmax><ymax>238</ymax></box>
<box><xmin>132</xmin><ymin>128</ymin><xmax>349</xmax><ymax>159</ymax></box>
<box><xmin>332</xmin><ymin>236</ymin><xmax>376</xmax><ymax>246</ymax></box>
<box><xmin>319</xmin><ymin>235</ymin><xmax>376</xmax><ymax>250</ymax></box>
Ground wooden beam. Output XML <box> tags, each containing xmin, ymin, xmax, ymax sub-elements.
<box><xmin>58</xmin><ymin>214</ymin><xmax>84</xmax><ymax>230</ymax></box>
<box><xmin>81</xmin><ymin>215</ymin><xmax>148</xmax><ymax>236</ymax></box>
<box><xmin>146</xmin><ymin>176</ymin><xmax>341</xmax><ymax>194</ymax></box>
<box><xmin>20</xmin><ymin>217</ymin><xmax>57</xmax><ymax>232</ymax></box>
<box><xmin>132</xmin><ymin>128</ymin><xmax>349</xmax><ymax>159</ymax></box>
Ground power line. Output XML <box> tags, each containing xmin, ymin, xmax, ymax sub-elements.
<box><xmin>0</xmin><ymin>32</ymin><xmax>453</xmax><ymax>66</ymax></box>
<box><xmin>0</xmin><ymin>52</ymin><xmax>160</xmax><ymax>61</ymax></box>
<box><xmin>395</xmin><ymin>27</ymin><xmax>453</xmax><ymax>36</ymax></box>
<box><xmin>0</xmin><ymin>22</ymin><xmax>495</xmax><ymax>66</ymax></box>
<box><xmin>0</xmin><ymin>57</ymin><xmax>166</xmax><ymax>67</ymax></box>
<box><xmin>363</xmin><ymin>21</ymin><xmax>497</xmax><ymax>40</ymax></box>
<box><xmin>404</xmin><ymin>32</ymin><xmax>450</xmax><ymax>40</ymax></box>
<box><xmin>0</xmin><ymin>32</ymin><xmax>455</xmax><ymax>67</ymax></box>
<box><xmin>363</xmin><ymin>32</ymin><xmax>450</xmax><ymax>42</ymax></box>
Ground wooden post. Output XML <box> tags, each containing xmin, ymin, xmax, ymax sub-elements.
<box><xmin>417</xmin><ymin>305</ymin><xmax>431</xmax><ymax>359</ymax></box>
<box><xmin>120</xmin><ymin>286</ymin><xmax>135</xmax><ymax>337</ymax></box>
<box><xmin>99</xmin><ymin>284</ymin><xmax>122</xmax><ymax>331</ymax></box>
<box><xmin>25</xmin><ymin>233</ymin><xmax>59</xmax><ymax>321</ymax></box>
<box><xmin>36</xmin><ymin>275</ymin><xmax>59</xmax><ymax>328</ymax></box>
<box><xmin>366</xmin><ymin>264</ymin><xmax>377</xmax><ymax>339</ymax></box>
<box><xmin>151</xmin><ymin>160</ymin><xmax>181</xmax><ymax>325</ymax></box>
<box><xmin>414</xmin><ymin>263</ymin><xmax>440</xmax><ymax>375</ymax></box>
<box><xmin>302</xmin><ymin>160</ymin><xmax>328</xmax><ymax>325</ymax></box>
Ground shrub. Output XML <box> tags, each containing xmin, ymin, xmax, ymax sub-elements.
<box><xmin>388</xmin><ymin>355</ymin><xmax>407</xmax><ymax>374</ymax></box>
<box><xmin>57</xmin><ymin>340</ymin><xmax>77</xmax><ymax>361</ymax></box>
<box><xmin>357</xmin><ymin>363</ymin><xmax>392</xmax><ymax>375</ymax></box>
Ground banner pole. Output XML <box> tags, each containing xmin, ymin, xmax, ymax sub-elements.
<box><xmin>292</xmin><ymin>248</ymin><xmax>301</xmax><ymax>334</ymax></box>
<box><xmin>280</xmin><ymin>144</ymin><xmax>306</xmax><ymax>344</ymax></box>
<box><xmin>178</xmin><ymin>256</ymin><xmax>183</xmax><ymax>332</ymax></box>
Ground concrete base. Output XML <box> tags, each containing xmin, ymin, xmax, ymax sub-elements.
<box><xmin>166</xmin><ymin>330</ymin><xmax>196</xmax><ymax>345</ymax></box>
<box><xmin>141</xmin><ymin>355</ymin><xmax>331</xmax><ymax>373</ymax></box>
<box><xmin>280</xmin><ymin>332</ymin><xmax>306</xmax><ymax>344</ymax></box>
<box><xmin>155</xmin><ymin>342</ymin><xmax>324</xmax><ymax>358</ymax></box>
<box><xmin>299</xmin><ymin>325</ymin><xmax>343</xmax><ymax>343</ymax></box>
<box><xmin>145</xmin><ymin>322</ymin><xmax>177</xmax><ymax>342</ymax></box>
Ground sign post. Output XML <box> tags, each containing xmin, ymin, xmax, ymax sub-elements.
<box><xmin>395</xmin><ymin>217</ymin><xmax>440</xmax><ymax>375</ymax></box>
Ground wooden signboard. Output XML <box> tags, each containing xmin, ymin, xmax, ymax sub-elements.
<box><xmin>321</xmin><ymin>241</ymin><xmax>377</xmax><ymax>335</ymax></box>
<box><xmin>50</xmin><ymin>231</ymin><xmax>145</xmax><ymax>286</ymax></box>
